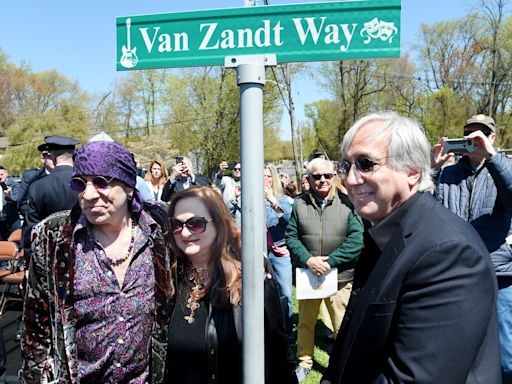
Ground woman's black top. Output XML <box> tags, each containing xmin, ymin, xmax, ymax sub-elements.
<box><xmin>167</xmin><ymin>279</ymin><xmax>240</xmax><ymax>384</ymax></box>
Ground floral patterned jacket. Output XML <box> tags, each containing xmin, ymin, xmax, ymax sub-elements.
<box><xmin>20</xmin><ymin>203</ymin><xmax>173</xmax><ymax>384</ymax></box>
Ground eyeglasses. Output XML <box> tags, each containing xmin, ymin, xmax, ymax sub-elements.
<box><xmin>232</xmin><ymin>167</ymin><xmax>241</xmax><ymax>171</ymax></box>
<box><xmin>69</xmin><ymin>176</ymin><xmax>115</xmax><ymax>193</ymax></box>
<box><xmin>310</xmin><ymin>173</ymin><xmax>334</xmax><ymax>181</ymax></box>
<box><xmin>170</xmin><ymin>216</ymin><xmax>213</xmax><ymax>234</ymax></box>
<box><xmin>338</xmin><ymin>156</ymin><xmax>390</xmax><ymax>178</ymax></box>
<box><xmin>464</xmin><ymin>129</ymin><xmax>493</xmax><ymax>137</ymax></box>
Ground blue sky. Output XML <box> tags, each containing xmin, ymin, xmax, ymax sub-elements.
<box><xmin>0</xmin><ymin>0</ymin><xmax>473</xmax><ymax>136</ymax></box>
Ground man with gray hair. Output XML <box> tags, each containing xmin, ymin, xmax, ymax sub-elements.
<box><xmin>322</xmin><ymin>111</ymin><xmax>500</xmax><ymax>383</ymax></box>
<box><xmin>286</xmin><ymin>157</ymin><xmax>364</xmax><ymax>382</ymax></box>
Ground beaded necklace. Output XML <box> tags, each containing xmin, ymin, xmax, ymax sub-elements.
<box><xmin>184</xmin><ymin>267</ymin><xmax>209</xmax><ymax>324</ymax></box>
<box><xmin>106</xmin><ymin>221</ymin><xmax>137</xmax><ymax>268</ymax></box>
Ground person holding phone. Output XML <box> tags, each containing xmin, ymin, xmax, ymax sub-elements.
<box><xmin>432</xmin><ymin>113</ymin><xmax>512</xmax><ymax>383</ymax></box>
<box><xmin>161</xmin><ymin>156</ymin><xmax>211</xmax><ymax>202</ymax></box>
<box><xmin>215</xmin><ymin>160</ymin><xmax>241</xmax><ymax>206</ymax></box>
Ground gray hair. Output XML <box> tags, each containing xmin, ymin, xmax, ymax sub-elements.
<box><xmin>306</xmin><ymin>158</ymin><xmax>334</xmax><ymax>175</ymax></box>
<box><xmin>340</xmin><ymin>111</ymin><xmax>434</xmax><ymax>193</ymax></box>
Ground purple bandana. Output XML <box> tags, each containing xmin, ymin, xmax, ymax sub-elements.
<box><xmin>73</xmin><ymin>141</ymin><xmax>143</xmax><ymax>211</ymax></box>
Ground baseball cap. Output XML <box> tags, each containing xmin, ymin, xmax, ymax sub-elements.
<box><xmin>464</xmin><ymin>114</ymin><xmax>496</xmax><ymax>133</ymax></box>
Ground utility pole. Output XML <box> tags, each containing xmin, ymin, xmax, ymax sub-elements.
<box><xmin>283</xmin><ymin>64</ymin><xmax>303</xmax><ymax>190</ymax></box>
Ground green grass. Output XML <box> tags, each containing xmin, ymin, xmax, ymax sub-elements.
<box><xmin>291</xmin><ymin>286</ymin><xmax>333</xmax><ymax>384</ymax></box>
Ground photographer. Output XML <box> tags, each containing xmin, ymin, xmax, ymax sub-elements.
<box><xmin>161</xmin><ymin>156</ymin><xmax>210</xmax><ymax>202</ymax></box>
<box><xmin>215</xmin><ymin>160</ymin><xmax>241</xmax><ymax>205</ymax></box>
<box><xmin>432</xmin><ymin>114</ymin><xmax>512</xmax><ymax>383</ymax></box>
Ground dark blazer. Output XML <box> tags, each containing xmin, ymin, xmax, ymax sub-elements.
<box><xmin>24</xmin><ymin>165</ymin><xmax>77</xmax><ymax>257</ymax></box>
<box><xmin>161</xmin><ymin>174</ymin><xmax>211</xmax><ymax>202</ymax></box>
<box><xmin>15</xmin><ymin>167</ymin><xmax>47</xmax><ymax>221</ymax></box>
<box><xmin>323</xmin><ymin>192</ymin><xmax>501</xmax><ymax>384</ymax></box>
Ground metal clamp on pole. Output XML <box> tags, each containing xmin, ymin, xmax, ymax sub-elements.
<box><xmin>224</xmin><ymin>53</ymin><xmax>275</xmax><ymax>384</ymax></box>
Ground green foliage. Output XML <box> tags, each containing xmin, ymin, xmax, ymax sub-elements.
<box><xmin>1</xmin><ymin>1</ymin><xmax>512</xmax><ymax>178</ymax></box>
<box><xmin>421</xmin><ymin>86</ymin><xmax>468</xmax><ymax>142</ymax></box>
<box><xmin>162</xmin><ymin>66</ymin><xmax>284</xmax><ymax>176</ymax></box>
<box><xmin>305</xmin><ymin>100</ymin><xmax>344</xmax><ymax>160</ymax></box>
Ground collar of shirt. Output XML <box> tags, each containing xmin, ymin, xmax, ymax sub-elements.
<box><xmin>368</xmin><ymin>192</ymin><xmax>422</xmax><ymax>251</ymax></box>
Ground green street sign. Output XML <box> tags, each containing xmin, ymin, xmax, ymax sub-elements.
<box><xmin>117</xmin><ymin>0</ymin><xmax>400</xmax><ymax>70</ymax></box>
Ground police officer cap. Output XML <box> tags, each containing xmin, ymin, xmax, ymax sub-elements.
<box><xmin>37</xmin><ymin>135</ymin><xmax>80</xmax><ymax>152</ymax></box>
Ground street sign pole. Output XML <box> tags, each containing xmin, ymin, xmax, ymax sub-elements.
<box><xmin>225</xmin><ymin>54</ymin><xmax>276</xmax><ymax>384</ymax></box>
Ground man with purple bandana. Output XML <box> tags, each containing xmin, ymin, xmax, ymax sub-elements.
<box><xmin>20</xmin><ymin>141</ymin><xmax>174</xmax><ymax>384</ymax></box>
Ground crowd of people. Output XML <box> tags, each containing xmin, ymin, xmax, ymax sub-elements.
<box><xmin>0</xmin><ymin>110</ymin><xmax>508</xmax><ymax>383</ymax></box>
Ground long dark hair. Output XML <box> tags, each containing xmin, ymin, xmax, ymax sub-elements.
<box><xmin>167</xmin><ymin>186</ymin><xmax>242</xmax><ymax>308</ymax></box>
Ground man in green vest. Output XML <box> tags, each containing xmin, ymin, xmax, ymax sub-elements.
<box><xmin>285</xmin><ymin>157</ymin><xmax>364</xmax><ymax>383</ymax></box>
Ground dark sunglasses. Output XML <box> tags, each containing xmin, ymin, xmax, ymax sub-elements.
<box><xmin>464</xmin><ymin>129</ymin><xmax>493</xmax><ymax>137</ymax></box>
<box><xmin>232</xmin><ymin>167</ymin><xmax>241</xmax><ymax>171</ymax></box>
<box><xmin>69</xmin><ymin>176</ymin><xmax>115</xmax><ymax>193</ymax></box>
<box><xmin>338</xmin><ymin>156</ymin><xmax>389</xmax><ymax>177</ymax></box>
<box><xmin>310</xmin><ymin>173</ymin><xmax>334</xmax><ymax>181</ymax></box>
<box><xmin>170</xmin><ymin>216</ymin><xmax>213</xmax><ymax>234</ymax></box>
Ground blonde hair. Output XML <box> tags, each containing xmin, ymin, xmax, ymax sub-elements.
<box><xmin>145</xmin><ymin>160</ymin><xmax>169</xmax><ymax>188</ymax></box>
<box><xmin>264</xmin><ymin>163</ymin><xmax>284</xmax><ymax>198</ymax></box>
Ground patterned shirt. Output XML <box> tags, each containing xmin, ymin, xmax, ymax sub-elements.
<box><xmin>20</xmin><ymin>203</ymin><xmax>172</xmax><ymax>384</ymax></box>
<box><xmin>73</xmin><ymin>214</ymin><xmax>156</xmax><ymax>383</ymax></box>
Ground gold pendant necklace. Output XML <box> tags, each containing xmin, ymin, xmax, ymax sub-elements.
<box><xmin>184</xmin><ymin>267</ymin><xmax>208</xmax><ymax>324</ymax></box>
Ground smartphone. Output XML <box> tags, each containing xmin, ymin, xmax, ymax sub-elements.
<box><xmin>443</xmin><ymin>138</ymin><xmax>474</xmax><ymax>154</ymax></box>
<box><xmin>176</xmin><ymin>156</ymin><xmax>184</xmax><ymax>164</ymax></box>
<box><xmin>0</xmin><ymin>182</ymin><xmax>7</xmax><ymax>191</ymax></box>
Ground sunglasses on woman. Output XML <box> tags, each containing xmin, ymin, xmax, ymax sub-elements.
<box><xmin>69</xmin><ymin>176</ymin><xmax>115</xmax><ymax>193</ymax></box>
<box><xmin>170</xmin><ymin>216</ymin><xmax>213</xmax><ymax>234</ymax></box>
<box><xmin>338</xmin><ymin>156</ymin><xmax>390</xmax><ymax>178</ymax></box>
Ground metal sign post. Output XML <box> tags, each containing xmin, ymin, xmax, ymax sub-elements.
<box><xmin>225</xmin><ymin>54</ymin><xmax>276</xmax><ymax>384</ymax></box>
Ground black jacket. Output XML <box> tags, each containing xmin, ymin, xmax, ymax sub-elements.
<box><xmin>167</xmin><ymin>275</ymin><xmax>297</xmax><ymax>384</ymax></box>
<box><xmin>323</xmin><ymin>193</ymin><xmax>500</xmax><ymax>384</ymax></box>
<box><xmin>24</xmin><ymin>165</ymin><xmax>78</xmax><ymax>258</ymax></box>
<box><xmin>161</xmin><ymin>174</ymin><xmax>211</xmax><ymax>202</ymax></box>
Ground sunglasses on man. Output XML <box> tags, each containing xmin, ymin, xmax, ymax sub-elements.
<box><xmin>310</xmin><ymin>173</ymin><xmax>334</xmax><ymax>181</ymax></box>
<box><xmin>463</xmin><ymin>129</ymin><xmax>493</xmax><ymax>137</ymax></box>
<box><xmin>338</xmin><ymin>156</ymin><xmax>391</xmax><ymax>178</ymax></box>
<box><xmin>69</xmin><ymin>176</ymin><xmax>115</xmax><ymax>193</ymax></box>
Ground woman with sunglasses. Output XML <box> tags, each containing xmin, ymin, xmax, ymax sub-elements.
<box><xmin>21</xmin><ymin>140</ymin><xmax>173</xmax><ymax>384</ymax></box>
<box><xmin>145</xmin><ymin>159</ymin><xmax>169</xmax><ymax>201</ymax></box>
<box><xmin>166</xmin><ymin>185</ymin><xmax>297</xmax><ymax>384</ymax></box>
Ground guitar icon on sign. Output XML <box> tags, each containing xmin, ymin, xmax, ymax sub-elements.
<box><xmin>120</xmin><ymin>18</ymin><xmax>138</xmax><ymax>69</ymax></box>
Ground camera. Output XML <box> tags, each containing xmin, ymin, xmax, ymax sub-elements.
<box><xmin>443</xmin><ymin>138</ymin><xmax>474</xmax><ymax>154</ymax></box>
<box><xmin>176</xmin><ymin>156</ymin><xmax>184</xmax><ymax>164</ymax></box>
<box><xmin>227</xmin><ymin>162</ymin><xmax>237</xmax><ymax>170</ymax></box>
<box><xmin>0</xmin><ymin>182</ymin><xmax>7</xmax><ymax>191</ymax></box>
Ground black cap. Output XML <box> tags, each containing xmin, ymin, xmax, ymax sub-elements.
<box><xmin>37</xmin><ymin>135</ymin><xmax>80</xmax><ymax>152</ymax></box>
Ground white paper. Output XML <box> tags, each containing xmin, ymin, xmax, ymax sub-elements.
<box><xmin>295</xmin><ymin>267</ymin><xmax>338</xmax><ymax>300</ymax></box>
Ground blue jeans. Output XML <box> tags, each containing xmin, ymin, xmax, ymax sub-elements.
<box><xmin>268</xmin><ymin>252</ymin><xmax>293</xmax><ymax>341</ymax></box>
<box><xmin>498</xmin><ymin>281</ymin><xmax>512</xmax><ymax>384</ymax></box>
